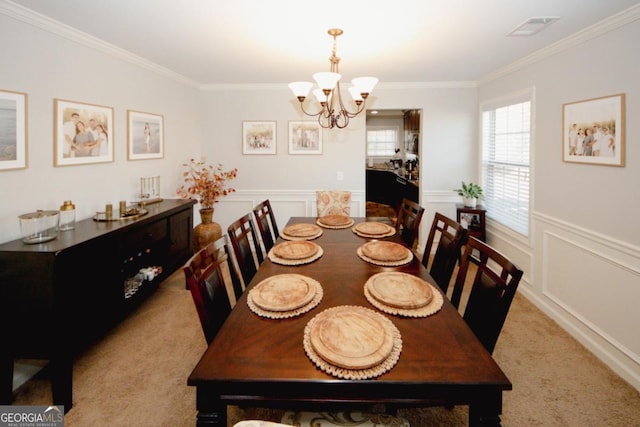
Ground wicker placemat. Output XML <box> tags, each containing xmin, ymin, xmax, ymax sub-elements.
<box><xmin>365</xmin><ymin>283</ymin><xmax>444</xmax><ymax>318</ymax></box>
<box><xmin>248</xmin><ymin>279</ymin><xmax>323</xmax><ymax>319</ymax></box>
<box><xmin>268</xmin><ymin>246</ymin><xmax>324</xmax><ymax>265</ymax></box>
<box><xmin>281</xmin><ymin>230</ymin><xmax>323</xmax><ymax>241</ymax></box>
<box><xmin>303</xmin><ymin>305</ymin><xmax>402</xmax><ymax>380</ymax></box>
<box><xmin>316</xmin><ymin>217</ymin><xmax>355</xmax><ymax>229</ymax></box>
<box><xmin>356</xmin><ymin>247</ymin><xmax>413</xmax><ymax>266</ymax></box>
<box><xmin>281</xmin><ymin>223</ymin><xmax>323</xmax><ymax>241</ymax></box>
<box><xmin>352</xmin><ymin>226</ymin><xmax>396</xmax><ymax>239</ymax></box>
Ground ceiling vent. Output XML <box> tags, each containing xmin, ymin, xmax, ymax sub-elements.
<box><xmin>507</xmin><ymin>16</ymin><xmax>560</xmax><ymax>36</ymax></box>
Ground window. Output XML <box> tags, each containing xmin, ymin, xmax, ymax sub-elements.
<box><xmin>367</xmin><ymin>126</ymin><xmax>399</xmax><ymax>157</ymax></box>
<box><xmin>481</xmin><ymin>92</ymin><xmax>532</xmax><ymax>236</ymax></box>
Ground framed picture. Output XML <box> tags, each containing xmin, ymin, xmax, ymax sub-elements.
<box><xmin>127</xmin><ymin>110</ymin><xmax>164</xmax><ymax>160</ymax></box>
<box><xmin>242</xmin><ymin>121</ymin><xmax>276</xmax><ymax>155</ymax></box>
<box><xmin>0</xmin><ymin>89</ymin><xmax>28</xmax><ymax>171</ymax></box>
<box><xmin>54</xmin><ymin>99</ymin><xmax>114</xmax><ymax>166</ymax></box>
<box><xmin>562</xmin><ymin>93</ymin><xmax>625</xmax><ymax>167</ymax></box>
<box><xmin>288</xmin><ymin>121</ymin><xmax>322</xmax><ymax>155</ymax></box>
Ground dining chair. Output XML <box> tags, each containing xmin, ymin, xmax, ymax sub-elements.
<box><xmin>253</xmin><ymin>199</ymin><xmax>280</xmax><ymax>254</ymax></box>
<box><xmin>395</xmin><ymin>198</ymin><xmax>425</xmax><ymax>248</ymax></box>
<box><xmin>206</xmin><ymin>235</ymin><xmax>245</xmax><ymax>305</ymax></box>
<box><xmin>227</xmin><ymin>213</ymin><xmax>264</xmax><ymax>288</ymax></box>
<box><xmin>183</xmin><ymin>246</ymin><xmax>234</xmax><ymax>345</ymax></box>
<box><xmin>450</xmin><ymin>236</ymin><xmax>524</xmax><ymax>354</ymax></box>
<box><xmin>316</xmin><ymin>190</ymin><xmax>352</xmax><ymax>217</ymax></box>
<box><xmin>421</xmin><ymin>212</ymin><xmax>467</xmax><ymax>294</ymax></box>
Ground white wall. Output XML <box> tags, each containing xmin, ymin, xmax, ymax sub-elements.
<box><xmin>198</xmin><ymin>85</ymin><xmax>478</xmax><ymax>244</ymax></box>
<box><xmin>478</xmin><ymin>16</ymin><xmax>640</xmax><ymax>390</ymax></box>
<box><xmin>0</xmin><ymin>10</ymin><xmax>201</xmax><ymax>242</ymax></box>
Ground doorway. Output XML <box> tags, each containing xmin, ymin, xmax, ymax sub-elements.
<box><xmin>365</xmin><ymin>109</ymin><xmax>421</xmax><ymax>220</ymax></box>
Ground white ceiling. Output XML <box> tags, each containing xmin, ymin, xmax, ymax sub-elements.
<box><xmin>8</xmin><ymin>0</ymin><xmax>640</xmax><ymax>86</ymax></box>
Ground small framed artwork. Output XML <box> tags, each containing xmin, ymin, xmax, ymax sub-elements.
<box><xmin>288</xmin><ymin>121</ymin><xmax>322</xmax><ymax>155</ymax></box>
<box><xmin>0</xmin><ymin>89</ymin><xmax>28</xmax><ymax>171</ymax></box>
<box><xmin>127</xmin><ymin>110</ymin><xmax>164</xmax><ymax>160</ymax></box>
<box><xmin>54</xmin><ymin>99</ymin><xmax>114</xmax><ymax>166</ymax></box>
<box><xmin>242</xmin><ymin>121</ymin><xmax>276</xmax><ymax>155</ymax></box>
<box><xmin>562</xmin><ymin>93</ymin><xmax>625</xmax><ymax>167</ymax></box>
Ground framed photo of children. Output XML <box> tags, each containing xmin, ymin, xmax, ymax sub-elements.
<box><xmin>54</xmin><ymin>99</ymin><xmax>114</xmax><ymax>166</ymax></box>
<box><xmin>242</xmin><ymin>121</ymin><xmax>277</xmax><ymax>155</ymax></box>
<box><xmin>127</xmin><ymin>110</ymin><xmax>164</xmax><ymax>160</ymax></box>
<box><xmin>562</xmin><ymin>93</ymin><xmax>625</xmax><ymax>167</ymax></box>
<box><xmin>0</xmin><ymin>89</ymin><xmax>28</xmax><ymax>171</ymax></box>
<box><xmin>288</xmin><ymin>121</ymin><xmax>322</xmax><ymax>155</ymax></box>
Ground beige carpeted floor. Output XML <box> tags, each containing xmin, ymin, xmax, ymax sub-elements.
<box><xmin>12</xmin><ymin>270</ymin><xmax>640</xmax><ymax>426</ymax></box>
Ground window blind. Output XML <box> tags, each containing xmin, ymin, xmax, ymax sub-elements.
<box><xmin>367</xmin><ymin>126</ymin><xmax>399</xmax><ymax>157</ymax></box>
<box><xmin>481</xmin><ymin>99</ymin><xmax>531</xmax><ymax>236</ymax></box>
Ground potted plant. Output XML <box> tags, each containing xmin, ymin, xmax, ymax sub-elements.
<box><xmin>177</xmin><ymin>158</ymin><xmax>238</xmax><ymax>250</ymax></box>
<box><xmin>454</xmin><ymin>181</ymin><xmax>483</xmax><ymax>208</ymax></box>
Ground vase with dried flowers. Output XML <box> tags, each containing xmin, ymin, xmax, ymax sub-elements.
<box><xmin>177</xmin><ymin>158</ymin><xmax>238</xmax><ymax>251</ymax></box>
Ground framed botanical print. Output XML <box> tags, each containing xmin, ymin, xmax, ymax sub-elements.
<box><xmin>242</xmin><ymin>121</ymin><xmax>276</xmax><ymax>155</ymax></box>
<box><xmin>127</xmin><ymin>110</ymin><xmax>164</xmax><ymax>160</ymax></box>
<box><xmin>0</xmin><ymin>89</ymin><xmax>28</xmax><ymax>171</ymax></box>
<box><xmin>288</xmin><ymin>121</ymin><xmax>322</xmax><ymax>155</ymax></box>
<box><xmin>54</xmin><ymin>99</ymin><xmax>114</xmax><ymax>166</ymax></box>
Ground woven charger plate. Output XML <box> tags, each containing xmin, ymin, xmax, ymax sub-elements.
<box><xmin>268</xmin><ymin>245</ymin><xmax>324</xmax><ymax>266</ymax></box>
<box><xmin>316</xmin><ymin>215</ymin><xmax>355</xmax><ymax>229</ymax></box>
<box><xmin>282</xmin><ymin>223</ymin><xmax>323</xmax><ymax>238</ymax></box>
<box><xmin>352</xmin><ymin>223</ymin><xmax>396</xmax><ymax>239</ymax></box>
<box><xmin>360</xmin><ymin>241</ymin><xmax>410</xmax><ymax>262</ymax></box>
<box><xmin>250</xmin><ymin>273</ymin><xmax>317</xmax><ymax>312</ymax></box>
<box><xmin>354</xmin><ymin>221</ymin><xmax>394</xmax><ymax>236</ymax></box>
<box><xmin>248</xmin><ymin>277</ymin><xmax>323</xmax><ymax>319</ymax></box>
<box><xmin>365</xmin><ymin>282</ymin><xmax>444</xmax><ymax>318</ymax></box>
<box><xmin>304</xmin><ymin>305</ymin><xmax>402</xmax><ymax>379</ymax></box>
<box><xmin>272</xmin><ymin>240</ymin><xmax>319</xmax><ymax>260</ymax></box>
<box><xmin>357</xmin><ymin>246</ymin><xmax>413</xmax><ymax>267</ymax></box>
<box><xmin>366</xmin><ymin>272</ymin><xmax>433</xmax><ymax>309</ymax></box>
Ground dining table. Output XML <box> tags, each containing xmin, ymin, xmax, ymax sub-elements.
<box><xmin>188</xmin><ymin>216</ymin><xmax>511</xmax><ymax>426</ymax></box>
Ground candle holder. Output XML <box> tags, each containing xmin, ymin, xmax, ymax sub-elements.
<box><xmin>137</xmin><ymin>176</ymin><xmax>163</xmax><ymax>206</ymax></box>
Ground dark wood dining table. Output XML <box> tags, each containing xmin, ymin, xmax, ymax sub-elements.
<box><xmin>188</xmin><ymin>217</ymin><xmax>511</xmax><ymax>426</ymax></box>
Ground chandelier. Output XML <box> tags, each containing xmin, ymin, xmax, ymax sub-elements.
<box><xmin>288</xmin><ymin>28</ymin><xmax>378</xmax><ymax>129</ymax></box>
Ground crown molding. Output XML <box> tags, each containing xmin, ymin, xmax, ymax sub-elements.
<box><xmin>479</xmin><ymin>3</ymin><xmax>640</xmax><ymax>85</ymax></box>
<box><xmin>3</xmin><ymin>0</ymin><xmax>639</xmax><ymax>91</ymax></box>
<box><xmin>0</xmin><ymin>0</ymin><xmax>200</xmax><ymax>89</ymax></box>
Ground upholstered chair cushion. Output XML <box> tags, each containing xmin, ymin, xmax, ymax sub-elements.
<box><xmin>316</xmin><ymin>190</ymin><xmax>352</xmax><ymax>217</ymax></box>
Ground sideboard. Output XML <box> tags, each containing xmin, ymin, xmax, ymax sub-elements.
<box><xmin>0</xmin><ymin>198</ymin><xmax>195</xmax><ymax>411</ymax></box>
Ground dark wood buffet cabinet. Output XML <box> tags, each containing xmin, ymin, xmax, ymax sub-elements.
<box><xmin>0</xmin><ymin>199</ymin><xmax>195</xmax><ymax>411</ymax></box>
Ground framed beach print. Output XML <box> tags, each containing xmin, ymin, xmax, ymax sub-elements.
<box><xmin>0</xmin><ymin>89</ymin><xmax>28</xmax><ymax>171</ymax></box>
<box><xmin>54</xmin><ymin>99</ymin><xmax>114</xmax><ymax>166</ymax></box>
<box><xmin>562</xmin><ymin>93</ymin><xmax>625</xmax><ymax>167</ymax></box>
<box><xmin>242</xmin><ymin>121</ymin><xmax>276</xmax><ymax>155</ymax></box>
<box><xmin>127</xmin><ymin>110</ymin><xmax>164</xmax><ymax>160</ymax></box>
<box><xmin>288</xmin><ymin>121</ymin><xmax>322</xmax><ymax>155</ymax></box>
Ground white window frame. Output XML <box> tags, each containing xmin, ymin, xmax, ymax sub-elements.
<box><xmin>479</xmin><ymin>88</ymin><xmax>534</xmax><ymax>238</ymax></box>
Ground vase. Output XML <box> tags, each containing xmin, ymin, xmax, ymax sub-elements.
<box><xmin>193</xmin><ymin>207</ymin><xmax>222</xmax><ymax>252</ymax></box>
<box><xmin>463</xmin><ymin>197</ymin><xmax>477</xmax><ymax>208</ymax></box>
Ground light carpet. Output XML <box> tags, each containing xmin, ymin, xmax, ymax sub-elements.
<box><xmin>12</xmin><ymin>271</ymin><xmax>640</xmax><ymax>426</ymax></box>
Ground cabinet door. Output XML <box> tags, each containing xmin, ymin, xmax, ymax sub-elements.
<box><xmin>169</xmin><ymin>208</ymin><xmax>193</xmax><ymax>270</ymax></box>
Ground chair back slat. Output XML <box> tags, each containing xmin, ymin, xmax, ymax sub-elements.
<box><xmin>395</xmin><ymin>198</ymin><xmax>425</xmax><ymax>248</ymax></box>
<box><xmin>450</xmin><ymin>236</ymin><xmax>523</xmax><ymax>353</ymax></box>
<box><xmin>421</xmin><ymin>212</ymin><xmax>467</xmax><ymax>293</ymax></box>
<box><xmin>228</xmin><ymin>213</ymin><xmax>263</xmax><ymax>287</ymax></box>
<box><xmin>253</xmin><ymin>199</ymin><xmax>279</xmax><ymax>254</ymax></box>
